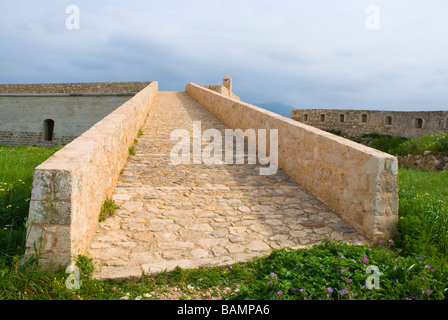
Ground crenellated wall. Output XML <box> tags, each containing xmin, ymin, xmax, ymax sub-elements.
<box><xmin>291</xmin><ymin>109</ymin><xmax>448</xmax><ymax>139</ymax></box>
<box><xmin>186</xmin><ymin>83</ymin><xmax>399</xmax><ymax>242</ymax></box>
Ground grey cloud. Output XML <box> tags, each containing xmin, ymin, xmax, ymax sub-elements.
<box><xmin>0</xmin><ymin>0</ymin><xmax>447</xmax><ymax>111</ymax></box>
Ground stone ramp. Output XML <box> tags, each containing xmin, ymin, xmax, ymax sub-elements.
<box><xmin>87</xmin><ymin>91</ymin><xmax>366</xmax><ymax>280</ymax></box>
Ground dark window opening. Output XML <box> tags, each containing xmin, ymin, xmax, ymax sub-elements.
<box><xmin>303</xmin><ymin>114</ymin><xmax>308</xmax><ymax>122</ymax></box>
<box><xmin>320</xmin><ymin>114</ymin><xmax>326</xmax><ymax>122</ymax></box>
<box><xmin>361</xmin><ymin>114</ymin><xmax>368</xmax><ymax>123</ymax></box>
<box><xmin>385</xmin><ymin>116</ymin><xmax>392</xmax><ymax>126</ymax></box>
<box><xmin>339</xmin><ymin>114</ymin><xmax>345</xmax><ymax>123</ymax></box>
<box><xmin>43</xmin><ymin>119</ymin><xmax>55</xmax><ymax>141</ymax></box>
<box><xmin>413</xmin><ymin>118</ymin><xmax>423</xmax><ymax>129</ymax></box>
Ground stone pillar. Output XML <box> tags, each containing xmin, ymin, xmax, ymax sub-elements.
<box><xmin>222</xmin><ymin>74</ymin><xmax>232</xmax><ymax>92</ymax></box>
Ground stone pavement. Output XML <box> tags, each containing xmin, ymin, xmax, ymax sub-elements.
<box><xmin>87</xmin><ymin>92</ymin><xmax>366</xmax><ymax>280</ymax></box>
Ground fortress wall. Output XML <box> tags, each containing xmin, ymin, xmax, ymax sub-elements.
<box><xmin>291</xmin><ymin>109</ymin><xmax>448</xmax><ymax>139</ymax></box>
<box><xmin>186</xmin><ymin>83</ymin><xmax>398</xmax><ymax>242</ymax></box>
<box><xmin>0</xmin><ymin>81</ymin><xmax>152</xmax><ymax>146</ymax></box>
<box><xmin>23</xmin><ymin>82</ymin><xmax>158</xmax><ymax>267</ymax></box>
<box><xmin>0</xmin><ymin>94</ymin><xmax>134</xmax><ymax>146</ymax></box>
<box><xmin>0</xmin><ymin>81</ymin><xmax>151</xmax><ymax>94</ymax></box>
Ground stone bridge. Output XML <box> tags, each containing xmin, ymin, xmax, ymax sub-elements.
<box><xmin>22</xmin><ymin>78</ymin><xmax>398</xmax><ymax>280</ymax></box>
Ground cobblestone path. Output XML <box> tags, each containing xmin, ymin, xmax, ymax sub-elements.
<box><xmin>88</xmin><ymin>92</ymin><xmax>366</xmax><ymax>279</ymax></box>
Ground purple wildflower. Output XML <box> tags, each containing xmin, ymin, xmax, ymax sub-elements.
<box><xmin>340</xmin><ymin>288</ymin><xmax>348</xmax><ymax>295</ymax></box>
<box><xmin>278</xmin><ymin>291</ymin><xmax>283</xmax><ymax>296</ymax></box>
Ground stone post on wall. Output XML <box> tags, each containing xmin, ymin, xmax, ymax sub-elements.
<box><xmin>222</xmin><ymin>74</ymin><xmax>232</xmax><ymax>92</ymax></box>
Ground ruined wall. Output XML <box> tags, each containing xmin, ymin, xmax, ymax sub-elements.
<box><xmin>186</xmin><ymin>83</ymin><xmax>399</xmax><ymax>242</ymax></box>
<box><xmin>291</xmin><ymin>109</ymin><xmax>448</xmax><ymax>139</ymax></box>
<box><xmin>0</xmin><ymin>82</ymin><xmax>151</xmax><ymax>146</ymax></box>
<box><xmin>23</xmin><ymin>82</ymin><xmax>158</xmax><ymax>267</ymax></box>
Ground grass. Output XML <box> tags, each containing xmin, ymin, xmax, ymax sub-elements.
<box><xmin>0</xmin><ymin>145</ymin><xmax>61</xmax><ymax>261</ymax></box>
<box><xmin>327</xmin><ymin>131</ymin><xmax>448</xmax><ymax>157</ymax></box>
<box><xmin>0</xmin><ymin>144</ymin><xmax>447</xmax><ymax>300</ymax></box>
<box><xmin>98</xmin><ymin>197</ymin><xmax>120</xmax><ymax>222</ymax></box>
<box><xmin>396</xmin><ymin>133</ymin><xmax>448</xmax><ymax>156</ymax></box>
<box><xmin>233</xmin><ymin>239</ymin><xmax>447</xmax><ymax>300</ymax></box>
<box><xmin>396</xmin><ymin>168</ymin><xmax>448</xmax><ymax>257</ymax></box>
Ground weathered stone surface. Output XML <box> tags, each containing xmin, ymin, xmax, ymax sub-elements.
<box><xmin>87</xmin><ymin>91</ymin><xmax>368</xmax><ymax>280</ymax></box>
<box><xmin>23</xmin><ymin>82</ymin><xmax>159</xmax><ymax>268</ymax></box>
<box><xmin>291</xmin><ymin>109</ymin><xmax>448</xmax><ymax>140</ymax></box>
<box><xmin>186</xmin><ymin>83</ymin><xmax>399</xmax><ymax>241</ymax></box>
<box><xmin>247</xmin><ymin>241</ymin><xmax>271</xmax><ymax>252</ymax></box>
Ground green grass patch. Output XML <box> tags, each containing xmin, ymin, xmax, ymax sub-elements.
<box><xmin>128</xmin><ymin>145</ymin><xmax>136</xmax><ymax>155</ymax></box>
<box><xmin>232</xmin><ymin>239</ymin><xmax>447</xmax><ymax>300</ymax></box>
<box><xmin>396</xmin><ymin>168</ymin><xmax>448</xmax><ymax>257</ymax></box>
<box><xmin>0</xmin><ymin>145</ymin><xmax>61</xmax><ymax>261</ymax></box>
<box><xmin>98</xmin><ymin>197</ymin><xmax>120</xmax><ymax>222</ymax></box>
<box><xmin>327</xmin><ymin>130</ymin><xmax>448</xmax><ymax>157</ymax></box>
<box><xmin>396</xmin><ymin>133</ymin><xmax>448</xmax><ymax>156</ymax></box>
<box><xmin>1</xmin><ymin>239</ymin><xmax>446</xmax><ymax>300</ymax></box>
<box><xmin>1</xmin><ymin>145</ymin><xmax>447</xmax><ymax>300</ymax></box>
<box><xmin>326</xmin><ymin>131</ymin><xmax>409</xmax><ymax>155</ymax></box>
<box><xmin>366</xmin><ymin>135</ymin><xmax>408</xmax><ymax>155</ymax></box>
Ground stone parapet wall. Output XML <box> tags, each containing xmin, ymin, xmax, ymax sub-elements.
<box><xmin>23</xmin><ymin>82</ymin><xmax>158</xmax><ymax>267</ymax></box>
<box><xmin>186</xmin><ymin>83</ymin><xmax>398</xmax><ymax>242</ymax></box>
<box><xmin>0</xmin><ymin>81</ymin><xmax>151</xmax><ymax>95</ymax></box>
<box><xmin>291</xmin><ymin>109</ymin><xmax>448</xmax><ymax>139</ymax></box>
<box><xmin>201</xmin><ymin>85</ymin><xmax>240</xmax><ymax>100</ymax></box>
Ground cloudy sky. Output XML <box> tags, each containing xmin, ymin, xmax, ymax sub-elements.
<box><xmin>0</xmin><ymin>0</ymin><xmax>447</xmax><ymax>111</ymax></box>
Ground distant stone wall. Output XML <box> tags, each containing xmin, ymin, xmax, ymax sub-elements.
<box><xmin>0</xmin><ymin>81</ymin><xmax>151</xmax><ymax>94</ymax></box>
<box><xmin>186</xmin><ymin>83</ymin><xmax>398</xmax><ymax>242</ymax></box>
<box><xmin>23</xmin><ymin>82</ymin><xmax>158</xmax><ymax>268</ymax></box>
<box><xmin>0</xmin><ymin>94</ymin><xmax>134</xmax><ymax>146</ymax></box>
<box><xmin>0</xmin><ymin>82</ymin><xmax>151</xmax><ymax>146</ymax></box>
<box><xmin>291</xmin><ymin>109</ymin><xmax>448</xmax><ymax>139</ymax></box>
